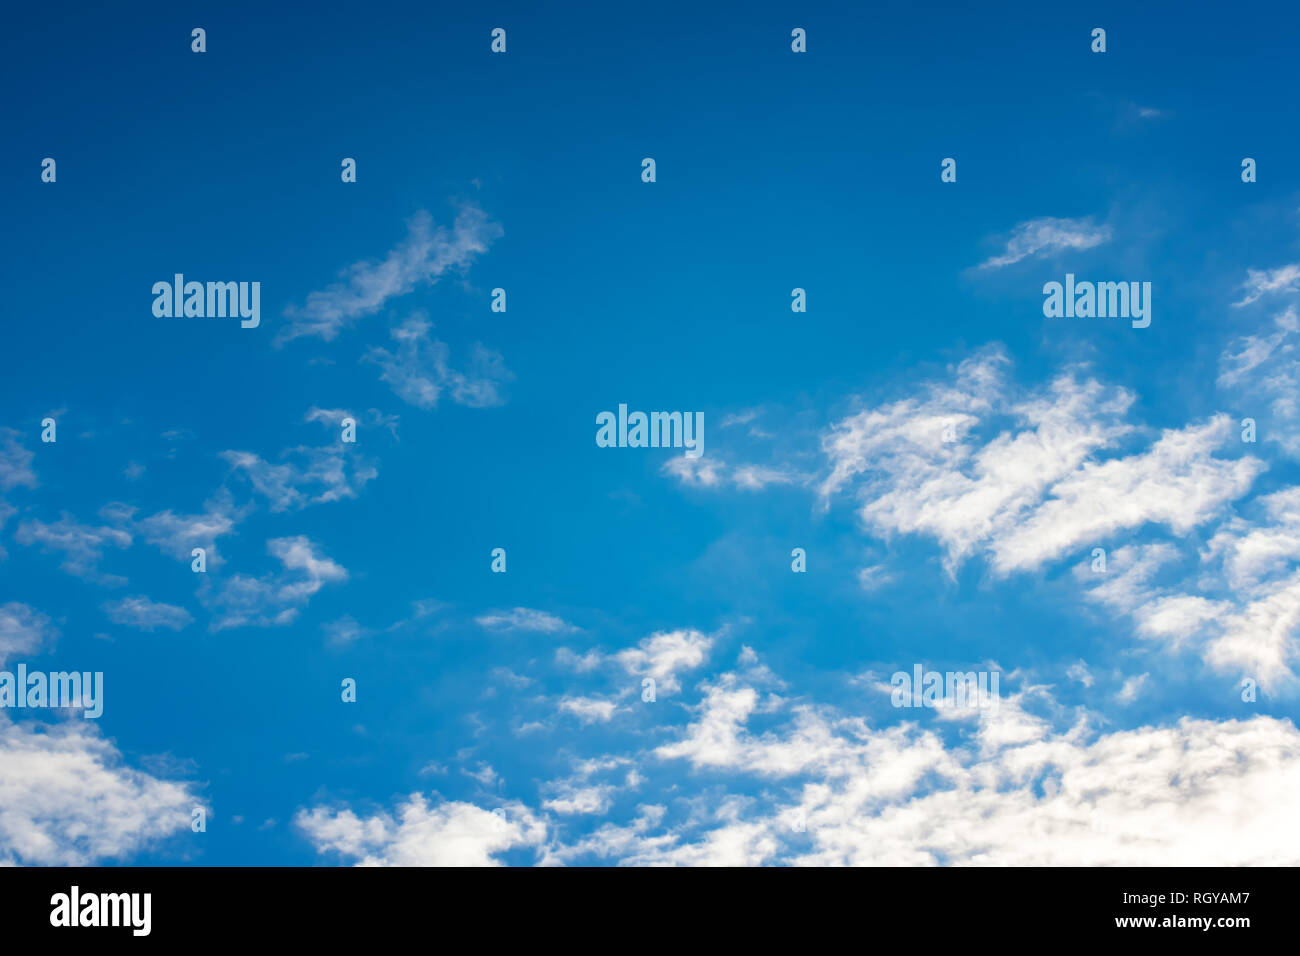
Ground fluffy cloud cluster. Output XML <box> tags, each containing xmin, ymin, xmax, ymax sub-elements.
<box><xmin>295</xmin><ymin>795</ymin><xmax>545</xmax><ymax>866</ymax></box>
<box><xmin>1084</xmin><ymin>486</ymin><xmax>1300</xmax><ymax>690</ymax></box>
<box><xmin>819</xmin><ymin>349</ymin><xmax>1262</xmax><ymax>577</ymax></box>
<box><xmin>0</xmin><ymin>717</ymin><xmax>200</xmax><ymax>865</ymax></box>
<box><xmin>298</xmin><ymin>642</ymin><xmax>1300</xmax><ymax>866</ymax></box>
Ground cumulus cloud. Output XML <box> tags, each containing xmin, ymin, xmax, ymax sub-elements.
<box><xmin>989</xmin><ymin>415</ymin><xmax>1262</xmax><ymax>574</ymax></box>
<box><xmin>1082</xmin><ymin>488</ymin><xmax>1300</xmax><ymax>690</ymax></box>
<box><xmin>558</xmin><ymin>696</ymin><xmax>622</xmax><ymax>725</ymax></box>
<box><xmin>612</xmin><ymin>629</ymin><xmax>713</xmax><ymax>695</ymax></box>
<box><xmin>296</xmin><ymin>795</ymin><xmax>545</xmax><ymax>866</ymax></box>
<box><xmin>0</xmin><ymin>717</ymin><xmax>200</xmax><ymax>865</ymax></box>
<box><xmin>290</xmin><ymin>632</ymin><xmax>1300</xmax><ymax>866</ymax></box>
<box><xmin>639</xmin><ymin>669</ymin><xmax>1300</xmax><ymax>865</ymax></box>
<box><xmin>819</xmin><ymin>350</ymin><xmax>1262</xmax><ymax>577</ymax></box>
<box><xmin>542</xmin><ymin>758</ymin><xmax>633</xmax><ymax>815</ymax></box>
<box><xmin>552</xmin><ymin>629</ymin><xmax>714</xmax><ymax>701</ymax></box>
<box><xmin>403</xmin><ymin>645</ymin><xmax>1300</xmax><ymax>866</ymax></box>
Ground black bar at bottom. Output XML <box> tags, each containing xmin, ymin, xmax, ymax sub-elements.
<box><xmin>0</xmin><ymin>866</ymin><xmax>1282</xmax><ymax>942</ymax></box>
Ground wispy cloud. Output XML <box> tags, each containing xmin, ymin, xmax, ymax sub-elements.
<box><xmin>662</xmin><ymin>456</ymin><xmax>805</xmax><ymax>491</ymax></box>
<box><xmin>976</xmin><ymin>216</ymin><xmax>1112</xmax><ymax>269</ymax></box>
<box><xmin>305</xmin><ymin>406</ymin><xmax>400</xmax><ymax>440</ymax></box>
<box><xmin>102</xmin><ymin>595</ymin><xmax>193</xmax><ymax>632</ymax></box>
<box><xmin>278</xmin><ymin>205</ymin><xmax>502</xmax><ymax>344</ymax></box>
<box><xmin>1234</xmin><ymin>264</ymin><xmax>1300</xmax><ymax>306</ymax></box>
<box><xmin>0</xmin><ymin>429</ymin><xmax>37</xmax><ymax>493</ymax></box>
<box><xmin>322</xmin><ymin>615</ymin><xmax>373</xmax><ymax>647</ymax></box>
<box><xmin>0</xmin><ymin>603</ymin><xmax>57</xmax><ymax>663</ymax></box>
<box><xmin>14</xmin><ymin>512</ymin><xmax>132</xmax><ymax>586</ymax></box>
<box><xmin>201</xmin><ymin>536</ymin><xmax>347</xmax><ymax>631</ymax></box>
<box><xmin>475</xmin><ymin>608</ymin><xmax>577</xmax><ymax>634</ymax></box>
<box><xmin>364</xmin><ymin>316</ymin><xmax>512</xmax><ymax>410</ymax></box>
<box><xmin>221</xmin><ymin>444</ymin><xmax>377</xmax><ymax>513</ymax></box>
<box><xmin>558</xmin><ymin>695</ymin><xmax>622</xmax><ymax>725</ymax></box>
<box><xmin>1081</xmin><ymin>486</ymin><xmax>1300</xmax><ymax>690</ymax></box>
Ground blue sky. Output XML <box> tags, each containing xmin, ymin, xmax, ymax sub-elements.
<box><xmin>3</xmin><ymin>0</ymin><xmax>1300</xmax><ymax>865</ymax></box>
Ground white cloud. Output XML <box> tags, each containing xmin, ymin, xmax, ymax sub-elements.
<box><xmin>719</xmin><ymin>409</ymin><xmax>760</xmax><ymax>429</ymax></box>
<box><xmin>662</xmin><ymin>456</ymin><xmax>805</xmax><ymax>492</ymax></box>
<box><xmin>856</xmin><ymin>564</ymin><xmax>896</xmax><ymax>592</ymax></box>
<box><xmin>278</xmin><ymin>205</ymin><xmax>503</xmax><ymax>344</ymax></box>
<box><xmin>305</xmin><ymin>406</ymin><xmax>400</xmax><ymax>439</ymax></box>
<box><xmin>662</xmin><ymin>456</ymin><xmax>727</xmax><ymax>488</ymax></box>
<box><xmin>0</xmin><ymin>603</ymin><xmax>57</xmax><ymax>664</ymax></box>
<box><xmin>133</xmin><ymin>491</ymin><xmax>242</xmax><ymax>566</ymax></box>
<box><xmin>221</xmin><ymin>444</ymin><xmax>377</xmax><ymax>513</ymax></box>
<box><xmin>0</xmin><ymin>429</ymin><xmax>37</xmax><ymax>493</ymax></box>
<box><xmin>363</xmin><ymin>316</ymin><xmax>512</xmax><ymax>410</ymax></box>
<box><xmin>989</xmin><ymin>415</ymin><xmax>1263</xmax><ymax>574</ymax></box>
<box><xmin>1081</xmin><ymin>490</ymin><xmax>1300</xmax><ymax>690</ymax></box>
<box><xmin>1218</xmin><ymin>305</ymin><xmax>1300</xmax><ymax>456</ymax></box>
<box><xmin>295</xmin><ymin>644</ymin><xmax>1300</xmax><ymax>866</ymax></box>
<box><xmin>541</xmin><ymin>758</ymin><xmax>632</xmax><ymax>815</ymax></box>
<box><xmin>641</xmin><ymin>666</ymin><xmax>1300</xmax><ymax>865</ymax></box>
<box><xmin>322</xmin><ymin>615</ymin><xmax>372</xmax><ymax>647</ymax></box>
<box><xmin>475</xmin><ymin>608</ymin><xmax>576</xmax><ymax>634</ymax></box>
<box><xmin>1234</xmin><ymin>264</ymin><xmax>1300</xmax><ymax>306</ymax></box>
<box><xmin>543</xmin><ymin>784</ymin><xmax>617</xmax><ymax>815</ymax></box>
<box><xmin>613</xmin><ymin>629</ymin><xmax>713</xmax><ymax>695</ymax></box>
<box><xmin>102</xmin><ymin>595</ymin><xmax>193</xmax><ymax>632</ymax></box>
<box><xmin>1115</xmin><ymin>672</ymin><xmax>1149</xmax><ymax>703</ymax></box>
<box><xmin>297</xmin><ymin>796</ymin><xmax>545</xmax><ymax>866</ymax></box>
<box><xmin>0</xmin><ymin>717</ymin><xmax>200</xmax><ymax>865</ymax></box>
<box><xmin>1066</xmin><ymin>660</ymin><xmax>1094</xmax><ymax>687</ymax></box>
<box><xmin>201</xmin><ymin>536</ymin><xmax>347</xmax><ymax>631</ymax></box>
<box><xmin>977</xmin><ymin>216</ymin><xmax>1112</xmax><ymax>269</ymax></box>
<box><xmin>820</xmin><ymin>352</ymin><xmax>1262</xmax><ymax>577</ymax></box>
<box><xmin>553</xmin><ymin>629</ymin><xmax>714</xmax><ymax>699</ymax></box>
<box><xmin>558</xmin><ymin>696</ymin><xmax>621</xmax><ymax>725</ymax></box>
<box><xmin>14</xmin><ymin>513</ymin><xmax>132</xmax><ymax>585</ymax></box>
